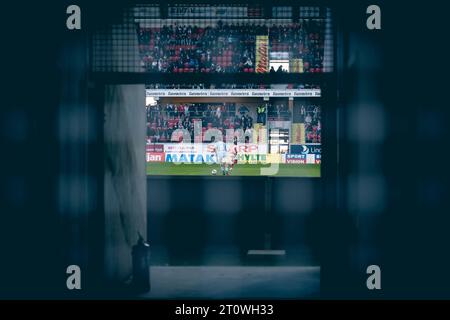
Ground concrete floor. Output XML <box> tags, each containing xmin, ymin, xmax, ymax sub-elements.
<box><xmin>149</xmin><ymin>245</ymin><xmax>317</xmax><ymax>266</ymax></box>
<box><xmin>141</xmin><ymin>266</ymin><xmax>320</xmax><ymax>299</ymax></box>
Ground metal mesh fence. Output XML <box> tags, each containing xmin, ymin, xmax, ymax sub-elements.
<box><xmin>92</xmin><ymin>3</ymin><xmax>334</xmax><ymax>73</ymax></box>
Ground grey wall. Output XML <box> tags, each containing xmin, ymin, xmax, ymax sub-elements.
<box><xmin>104</xmin><ymin>84</ymin><xmax>146</xmax><ymax>284</ymax></box>
<box><xmin>147</xmin><ymin>177</ymin><xmax>321</xmax><ymax>267</ymax></box>
<box><xmin>98</xmin><ymin>6</ymin><xmax>148</xmax><ymax>286</ymax></box>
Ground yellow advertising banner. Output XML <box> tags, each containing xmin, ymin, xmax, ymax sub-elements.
<box><xmin>290</xmin><ymin>58</ymin><xmax>304</xmax><ymax>73</ymax></box>
<box><xmin>252</xmin><ymin>124</ymin><xmax>267</xmax><ymax>144</ymax></box>
<box><xmin>291</xmin><ymin>123</ymin><xmax>305</xmax><ymax>144</ymax></box>
<box><xmin>237</xmin><ymin>153</ymin><xmax>284</xmax><ymax>164</ymax></box>
<box><xmin>237</xmin><ymin>153</ymin><xmax>266</xmax><ymax>164</ymax></box>
<box><xmin>255</xmin><ymin>35</ymin><xmax>269</xmax><ymax>73</ymax></box>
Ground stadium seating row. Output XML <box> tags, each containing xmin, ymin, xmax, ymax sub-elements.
<box><xmin>137</xmin><ymin>21</ymin><xmax>325</xmax><ymax>73</ymax></box>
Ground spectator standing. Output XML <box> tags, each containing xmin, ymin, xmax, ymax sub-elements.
<box><xmin>215</xmin><ymin>106</ymin><xmax>221</xmax><ymax>119</ymax></box>
<box><xmin>300</xmin><ymin>105</ymin><xmax>306</xmax><ymax>122</ymax></box>
<box><xmin>247</xmin><ymin>114</ymin><xmax>253</xmax><ymax>129</ymax></box>
<box><xmin>241</xmin><ymin>114</ymin><xmax>247</xmax><ymax>131</ymax></box>
<box><xmin>257</xmin><ymin>104</ymin><xmax>266</xmax><ymax>125</ymax></box>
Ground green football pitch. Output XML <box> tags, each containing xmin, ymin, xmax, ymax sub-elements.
<box><xmin>146</xmin><ymin>162</ymin><xmax>320</xmax><ymax>177</ymax></box>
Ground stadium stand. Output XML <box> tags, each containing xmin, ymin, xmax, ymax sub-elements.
<box><xmin>146</xmin><ymin>102</ymin><xmax>320</xmax><ymax>143</ymax></box>
<box><xmin>146</xmin><ymin>83</ymin><xmax>321</xmax><ymax>89</ymax></box>
<box><xmin>137</xmin><ymin>20</ymin><xmax>325</xmax><ymax>73</ymax></box>
<box><xmin>146</xmin><ymin>102</ymin><xmax>255</xmax><ymax>143</ymax></box>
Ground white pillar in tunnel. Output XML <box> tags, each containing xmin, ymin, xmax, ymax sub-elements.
<box><xmin>104</xmin><ymin>84</ymin><xmax>146</xmax><ymax>283</ymax></box>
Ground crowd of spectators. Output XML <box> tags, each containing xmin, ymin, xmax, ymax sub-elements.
<box><xmin>146</xmin><ymin>102</ymin><xmax>321</xmax><ymax>144</ymax></box>
<box><xmin>268</xmin><ymin>21</ymin><xmax>324</xmax><ymax>72</ymax></box>
<box><xmin>301</xmin><ymin>105</ymin><xmax>321</xmax><ymax>143</ymax></box>
<box><xmin>268</xmin><ymin>103</ymin><xmax>291</xmax><ymax>120</ymax></box>
<box><xmin>138</xmin><ymin>20</ymin><xmax>324</xmax><ymax>73</ymax></box>
<box><xmin>146</xmin><ymin>103</ymin><xmax>256</xmax><ymax>143</ymax></box>
<box><xmin>146</xmin><ymin>83</ymin><xmax>321</xmax><ymax>89</ymax></box>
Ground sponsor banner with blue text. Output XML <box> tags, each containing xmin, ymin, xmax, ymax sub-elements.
<box><xmin>290</xmin><ymin>144</ymin><xmax>321</xmax><ymax>155</ymax></box>
<box><xmin>286</xmin><ymin>154</ymin><xmax>306</xmax><ymax>164</ymax></box>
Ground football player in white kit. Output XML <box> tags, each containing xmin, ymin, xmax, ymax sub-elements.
<box><xmin>211</xmin><ymin>136</ymin><xmax>228</xmax><ymax>175</ymax></box>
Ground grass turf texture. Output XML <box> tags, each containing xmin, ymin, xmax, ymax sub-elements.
<box><xmin>147</xmin><ymin>163</ymin><xmax>320</xmax><ymax>177</ymax></box>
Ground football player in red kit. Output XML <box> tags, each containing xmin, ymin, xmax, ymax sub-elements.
<box><xmin>228</xmin><ymin>137</ymin><xmax>239</xmax><ymax>175</ymax></box>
